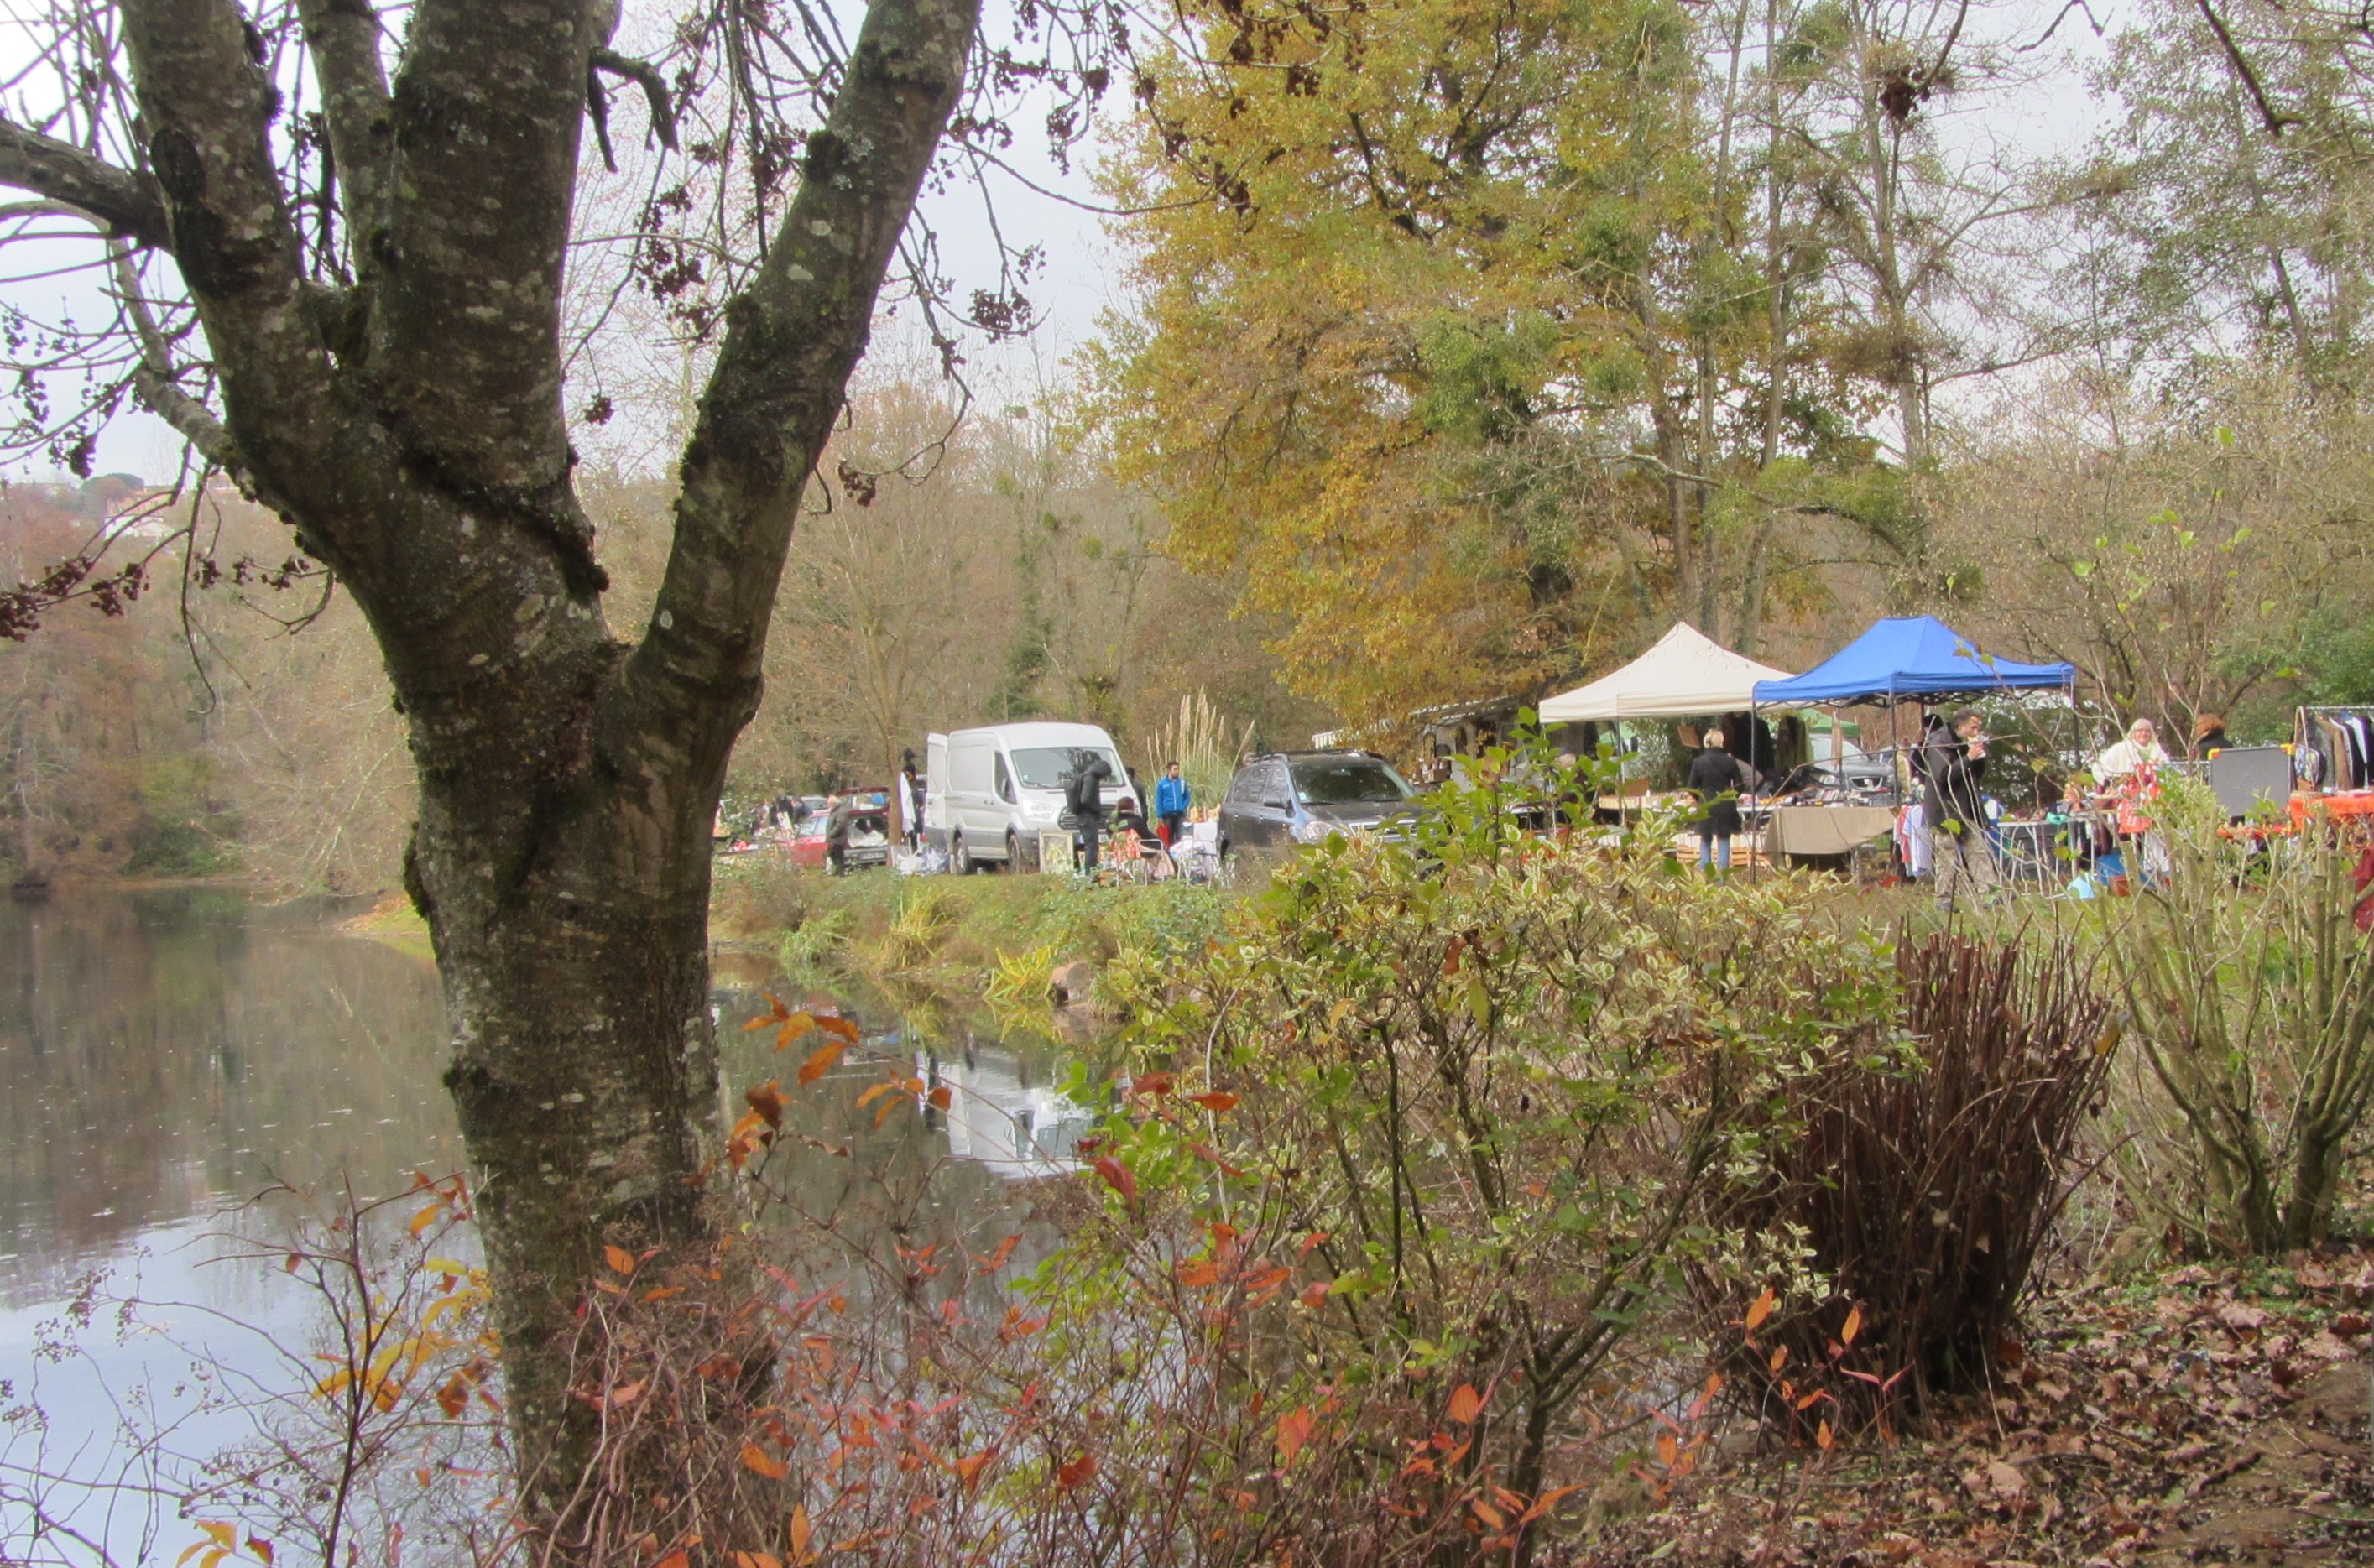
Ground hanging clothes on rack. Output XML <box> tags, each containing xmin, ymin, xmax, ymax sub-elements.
<box><xmin>2295</xmin><ymin>706</ymin><xmax>2374</xmax><ymax>794</ymax></box>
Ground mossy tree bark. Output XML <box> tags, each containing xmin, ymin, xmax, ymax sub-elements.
<box><xmin>1</xmin><ymin>0</ymin><xmax>979</xmax><ymax>1532</ymax></box>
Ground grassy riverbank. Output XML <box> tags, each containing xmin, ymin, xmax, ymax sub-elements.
<box><xmin>710</xmin><ymin>857</ymin><xmax>1239</xmax><ymax>992</ymax></box>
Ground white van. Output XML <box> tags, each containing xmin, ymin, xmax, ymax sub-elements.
<box><xmin>923</xmin><ymin>722</ymin><xmax>1133</xmax><ymax>873</ymax></box>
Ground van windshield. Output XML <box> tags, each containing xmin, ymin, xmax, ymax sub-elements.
<box><xmin>1292</xmin><ymin>759</ymin><xmax>1412</xmax><ymax>805</ymax></box>
<box><xmin>1010</xmin><ymin>746</ymin><xmax>1124</xmax><ymax>792</ymax></box>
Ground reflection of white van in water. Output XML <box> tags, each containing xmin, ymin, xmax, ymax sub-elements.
<box><xmin>923</xmin><ymin>722</ymin><xmax>1130</xmax><ymax>873</ymax></box>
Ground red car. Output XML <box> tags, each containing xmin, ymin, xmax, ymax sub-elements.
<box><xmin>785</xmin><ymin>792</ymin><xmax>894</xmax><ymax>870</ymax></box>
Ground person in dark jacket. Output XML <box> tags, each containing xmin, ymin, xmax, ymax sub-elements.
<box><xmin>1069</xmin><ymin>755</ymin><xmax>1113</xmax><ymax>873</ymax></box>
<box><xmin>1921</xmin><ymin>710</ymin><xmax>1996</xmax><ymax>910</ymax></box>
<box><xmin>1688</xmin><ymin>729</ymin><xmax>1751</xmax><ymax>872</ymax></box>
<box><xmin>2192</xmin><ymin>713</ymin><xmax>2229</xmax><ymax>760</ymax></box>
<box><xmin>824</xmin><ymin>791</ymin><xmax>854</xmax><ymax>876</ymax></box>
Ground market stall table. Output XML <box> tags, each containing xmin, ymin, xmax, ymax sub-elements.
<box><xmin>1761</xmin><ymin>805</ymin><xmax>1896</xmax><ymax>866</ymax></box>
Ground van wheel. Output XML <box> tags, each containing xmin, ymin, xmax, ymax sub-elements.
<box><xmin>1006</xmin><ymin>829</ymin><xmax>1026</xmax><ymax>873</ymax></box>
<box><xmin>952</xmin><ymin>833</ymin><xmax>974</xmax><ymax>875</ymax></box>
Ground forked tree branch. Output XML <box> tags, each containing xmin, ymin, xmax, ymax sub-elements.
<box><xmin>0</xmin><ymin>119</ymin><xmax>172</xmax><ymax>250</ymax></box>
<box><xmin>122</xmin><ymin>0</ymin><xmax>370</xmax><ymax>554</ymax></box>
<box><xmin>295</xmin><ymin>0</ymin><xmax>395</xmax><ymax>259</ymax></box>
<box><xmin>623</xmin><ymin>0</ymin><xmax>982</xmax><ymax>764</ymax></box>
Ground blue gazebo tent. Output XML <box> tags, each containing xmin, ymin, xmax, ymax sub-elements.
<box><xmin>1750</xmin><ymin>616</ymin><xmax>2074</xmax><ymax>709</ymax></box>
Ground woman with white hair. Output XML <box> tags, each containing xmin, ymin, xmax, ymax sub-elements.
<box><xmin>1688</xmin><ymin>727</ymin><xmax>1751</xmax><ymax>872</ymax></box>
<box><xmin>2094</xmin><ymin>718</ymin><xmax>2171</xmax><ymax>783</ymax></box>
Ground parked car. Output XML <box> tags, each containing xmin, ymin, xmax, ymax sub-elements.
<box><xmin>785</xmin><ymin>793</ymin><xmax>894</xmax><ymax>870</ymax></box>
<box><xmin>1216</xmin><ymin>751</ymin><xmax>1420</xmax><ymax>856</ymax></box>
<box><xmin>924</xmin><ymin>722</ymin><xmax>1133</xmax><ymax>873</ymax></box>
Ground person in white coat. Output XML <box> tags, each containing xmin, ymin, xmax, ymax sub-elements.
<box><xmin>2093</xmin><ymin>718</ymin><xmax>2170</xmax><ymax>784</ymax></box>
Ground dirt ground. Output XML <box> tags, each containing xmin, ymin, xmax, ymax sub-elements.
<box><xmin>1567</xmin><ymin>1257</ymin><xmax>2374</xmax><ymax>1566</ymax></box>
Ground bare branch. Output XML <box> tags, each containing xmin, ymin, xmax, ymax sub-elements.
<box><xmin>592</xmin><ymin>46</ymin><xmax>681</xmax><ymax>153</ymax></box>
<box><xmin>295</xmin><ymin>0</ymin><xmax>395</xmax><ymax>259</ymax></box>
<box><xmin>0</xmin><ymin>117</ymin><xmax>171</xmax><ymax>250</ymax></box>
<box><xmin>2191</xmin><ymin>0</ymin><xmax>2301</xmax><ymax>139</ymax></box>
<box><xmin>110</xmin><ymin>241</ymin><xmax>243</xmax><ymax>476</ymax></box>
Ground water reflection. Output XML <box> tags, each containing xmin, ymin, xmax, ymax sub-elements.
<box><xmin>0</xmin><ymin>888</ymin><xmax>457</xmax><ymax>1308</ymax></box>
<box><xmin>0</xmin><ymin>898</ymin><xmax>1098</xmax><ymax>1324</ymax></box>
<box><xmin>1</xmin><ymin>898</ymin><xmax>1100</xmax><ymax>1563</ymax></box>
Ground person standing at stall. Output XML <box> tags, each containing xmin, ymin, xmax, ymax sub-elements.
<box><xmin>1923</xmin><ymin>711</ymin><xmax>1996</xmax><ymax>911</ymax></box>
<box><xmin>1688</xmin><ymin>728</ymin><xmax>1750</xmax><ymax>872</ymax></box>
<box><xmin>1155</xmin><ymin>760</ymin><xmax>1191</xmax><ymax>847</ymax></box>
<box><xmin>900</xmin><ymin>754</ymin><xmax>925</xmax><ymax>852</ymax></box>
<box><xmin>2094</xmin><ymin>717</ymin><xmax>2170</xmax><ymax>783</ymax></box>
<box><xmin>1068</xmin><ymin>754</ymin><xmax>1113</xmax><ymax>874</ymax></box>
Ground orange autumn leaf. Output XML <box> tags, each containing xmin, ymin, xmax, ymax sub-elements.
<box><xmin>1745</xmin><ymin>1287</ymin><xmax>1777</xmax><ymax>1331</ymax></box>
<box><xmin>655</xmin><ymin>1554</ymin><xmax>690</xmax><ymax>1568</ymax></box>
<box><xmin>740</xmin><ymin>1441</ymin><xmax>788</xmax><ymax>1480</ymax></box>
<box><xmin>603</xmin><ymin>1244</ymin><xmax>636</xmax><ymax>1276</ymax></box>
<box><xmin>953</xmin><ymin>1450</ymin><xmax>992</xmax><ymax>1491</ymax></box>
<box><xmin>1092</xmin><ymin>1154</ymin><xmax>1137</xmax><ymax>1203</ymax></box>
<box><xmin>796</xmin><ymin>1039</ymin><xmax>847</xmax><ymax>1086</ymax></box>
<box><xmin>1840</xmin><ymin>1303</ymin><xmax>1863</xmax><ymax>1346</ymax></box>
<box><xmin>1275</xmin><ymin>1406</ymin><xmax>1314</xmax><ymax>1467</ymax></box>
<box><xmin>788</xmin><ymin>1504</ymin><xmax>812</xmax><ymax>1562</ymax></box>
<box><xmin>1448</xmin><ymin>1383</ymin><xmax>1484</xmax><ymax>1425</ymax></box>
<box><xmin>1057</xmin><ymin>1451</ymin><xmax>1098</xmax><ymax>1490</ymax></box>
<box><xmin>1815</xmin><ymin>1419</ymin><xmax>1834</xmax><ymax>1451</ymax></box>
<box><xmin>745</xmin><ymin>1081</ymin><xmax>785</xmax><ymax>1128</ymax></box>
<box><xmin>407</xmin><ymin>1203</ymin><xmax>441</xmax><ymax>1237</ymax></box>
<box><xmin>814</xmin><ymin>1014</ymin><xmax>860</xmax><ymax>1044</ymax></box>
<box><xmin>975</xmin><ymin>1233</ymin><xmax>1021</xmax><ymax>1272</ymax></box>
<box><xmin>927</xmin><ymin>1085</ymin><xmax>952</xmax><ymax>1111</ymax></box>
<box><xmin>1188</xmin><ymin>1091</ymin><xmax>1238</xmax><ymax>1112</ymax></box>
<box><xmin>731</xmin><ymin>1555</ymin><xmax>782</xmax><ymax>1568</ymax></box>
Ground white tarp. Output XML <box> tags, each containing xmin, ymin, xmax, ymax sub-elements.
<box><xmin>1537</xmin><ymin>623</ymin><xmax>1797</xmax><ymax>723</ymax></box>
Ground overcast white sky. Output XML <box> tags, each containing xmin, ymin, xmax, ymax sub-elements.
<box><xmin>0</xmin><ymin>0</ymin><xmax>2129</xmax><ymax>486</ymax></box>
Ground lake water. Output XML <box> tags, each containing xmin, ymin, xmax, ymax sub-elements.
<box><xmin>0</xmin><ymin>888</ymin><xmax>1086</xmax><ymax>1561</ymax></box>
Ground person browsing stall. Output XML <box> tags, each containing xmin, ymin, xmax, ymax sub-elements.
<box><xmin>1688</xmin><ymin>728</ymin><xmax>1751</xmax><ymax>873</ymax></box>
<box><xmin>1155</xmin><ymin>761</ymin><xmax>1191</xmax><ymax>847</ymax></box>
<box><xmin>1067</xmin><ymin>755</ymin><xmax>1113</xmax><ymax>874</ymax></box>
<box><xmin>1922</xmin><ymin>711</ymin><xmax>1997</xmax><ymax>912</ymax></box>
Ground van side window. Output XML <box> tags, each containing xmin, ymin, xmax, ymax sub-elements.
<box><xmin>994</xmin><ymin>753</ymin><xmax>1016</xmax><ymax>804</ymax></box>
<box><xmin>1228</xmin><ymin>768</ymin><xmax>1256</xmax><ymax>805</ymax></box>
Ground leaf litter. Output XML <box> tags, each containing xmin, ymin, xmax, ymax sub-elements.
<box><xmin>1568</xmin><ymin>1253</ymin><xmax>2374</xmax><ymax>1567</ymax></box>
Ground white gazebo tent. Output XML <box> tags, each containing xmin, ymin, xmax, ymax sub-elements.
<box><xmin>1538</xmin><ymin>623</ymin><xmax>1795</xmax><ymax>723</ymax></box>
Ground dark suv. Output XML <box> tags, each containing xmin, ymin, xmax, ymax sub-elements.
<box><xmin>1216</xmin><ymin>751</ymin><xmax>1420</xmax><ymax>856</ymax></box>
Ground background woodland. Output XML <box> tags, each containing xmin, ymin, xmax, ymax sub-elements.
<box><xmin>5</xmin><ymin>0</ymin><xmax>2373</xmax><ymax>891</ymax></box>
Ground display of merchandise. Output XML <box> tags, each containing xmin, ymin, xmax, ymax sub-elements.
<box><xmin>2298</xmin><ymin>706</ymin><xmax>2374</xmax><ymax>793</ymax></box>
